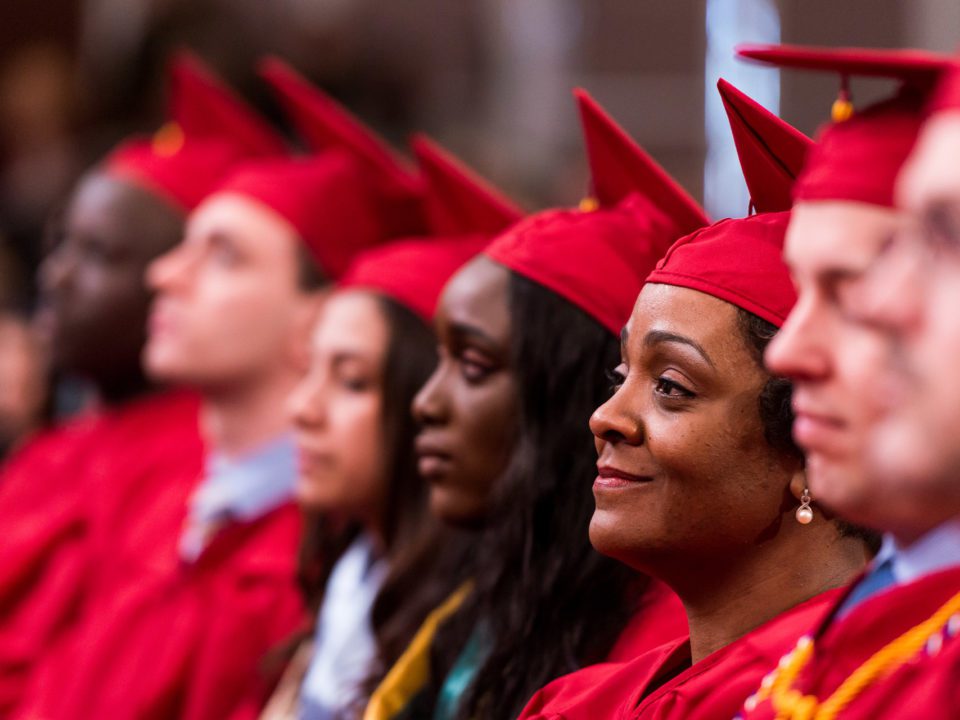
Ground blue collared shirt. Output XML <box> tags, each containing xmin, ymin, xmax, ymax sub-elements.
<box><xmin>179</xmin><ymin>434</ymin><xmax>298</xmax><ymax>563</ymax></box>
<box><xmin>881</xmin><ymin>517</ymin><xmax>960</xmax><ymax>585</ymax></box>
<box><xmin>840</xmin><ymin>517</ymin><xmax>960</xmax><ymax>617</ymax></box>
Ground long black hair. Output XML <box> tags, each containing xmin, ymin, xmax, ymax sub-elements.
<box><xmin>430</xmin><ymin>272</ymin><xmax>646</xmax><ymax>720</ymax></box>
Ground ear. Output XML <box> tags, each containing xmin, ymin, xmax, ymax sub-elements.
<box><xmin>286</xmin><ymin>288</ymin><xmax>331</xmax><ymax>374</ymax></box>
<box><xmin>788</xmin><ymin>467</ymin><xmax>808</xmax><ymax>502</ymax></box>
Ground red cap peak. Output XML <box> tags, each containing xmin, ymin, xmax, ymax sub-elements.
<box><xmin>410</xmin><ymin>134</ymin><xmax>522</xmax><ymax>237</ymax></box>
<box><xmin>257</xmin><ymin>56</ymin><xmax>425</xmax><ymax>237</ymax></box>
<box><xmin>717</xmin><ymin>78</ymin><xmax>813</xmax><ymax>213</ymax></box>
<box><xmin>258</xmin><ymin>57</ymin><xmax>416</xmax><ymax>186</ymax></box>
<box><xmin>485</xmin><ymin>92</ymin><xmax>708</xmax><ymax>335</ymax></box>
<box><xmin>575</xmin><ymin>88</ymin><xmax>709</xmax><ymax>235</ymax></box>
<box><xmin>105</xmin><ymin>52</ymin><xmax>285</xmax><ymax>210</ymax></box>
<box><xmin>167</xmin><ymin>51</ymin><xmax>286</xmax><ymax>156</ymax></box>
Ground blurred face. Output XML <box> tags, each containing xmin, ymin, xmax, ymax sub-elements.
<box><xmin>412</xmin><ymin>256</ymin><xmax>518</xmax><ymax>526</ymax></box>
<box><xmin>145</xmin><ymin>193</ymin><xmax>318</xmax><ymax>389</ymax></box>
<box><xmin>590</xmin><ymin>284</ymin><xmax>800</xmax><ymax>570</ymax></box>
<box><xmin>0</xmin><ymin>314</ymin><xmax>46</xmax><ymax>448</ymax></box>
<box><xmin>764</xmin><ymin>202</ymin><xmax>899</xmax><ymax>525</ymax></box>
<box><xmin>37</xmin><ymin>173</ymin><xmax>183</xmax><ymax>380</ymax></box>
<box><xmin>287</xmin><ymin>291</ymin><xmax>388</xmax><ymax>521</ymax></box>
<box><xmin>845</xmin><ymin>113</ymin><xmax>960</xmax><ymax>533</ymax></box>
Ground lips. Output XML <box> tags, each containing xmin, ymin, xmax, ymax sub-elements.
<box><xmin>791</xmin><ymin>400</ymin><xmax>849</xmax><ymax>455</ymax></box>
<box><xmin>296</xmin><ymin>448</ymin><xmax>333</xmax><ymax>477</ymax></box>
<box><xmin>593</xmin><ymin>464</ymin><xmax>653</xmax><ymax>490</ymax></box>
<box><xmin>415</xmin><ymin>434</ymin><xmax>453</xmax><ymax>481</ymax></box>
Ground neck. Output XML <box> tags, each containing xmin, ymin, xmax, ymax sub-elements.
<box><xmin>664</xmin><ymin>525</ymin><xmax>869</xmax><ymax>664</ymax></box>
<box><xmin>93</xmin><ymin>367</ymin><xmax>155</xmax><ymax>407</ymax></box>
<box><xmin>200</xmin><ymin>368</ymin><xmax>300</xmax><ymax>458</ymax></box>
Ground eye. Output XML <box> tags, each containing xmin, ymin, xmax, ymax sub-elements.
<box><xmin>654</xmin><ymin>376</ymin><xmax>695</xmax><ymax>399</ymax></box>
<box><xmin>459</xmin><ymin>348</ymin><xmax>496</xmax><ymax>383</ymax></box>
<box><xmin>605</xmin><ymin>365</ymin><xmax>626</xmax><ymax>394</ymax></box>
<box><xmin>341</xmin><ymin>375</ymin><xmax>373</xmax><ymax>392</ymax></box>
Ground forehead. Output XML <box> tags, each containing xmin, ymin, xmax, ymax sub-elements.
<box><xmin>313</xmin><ymin>290</ymin><xmax>389</xmax><ymax>355</ymax></box>
<box><xmin>630</xmin><ymin>283</ymin><xmax>744</xmax><ymax>357</ymax></box>
<box><xmin>437</xmin><ymin>255</ymin><xmax>511</xmax><ymax>339</ymax></box>
<box><xmin>66</xmin><ymin>174</ymin><xmax>144</xmax><ymax>233</ymax></box>
<box><xmin>785</xmin><ymin>201</ymin><xmax>901</xmax><ymax>280</ymax></box>
<box><xmin>187</xmin><ymin>192</ymin><xmax>299</xmax><ymax>253</ymax></box>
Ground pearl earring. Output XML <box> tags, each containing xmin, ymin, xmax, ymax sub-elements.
<box><xmin>796</xmin><ymin>487</ymin><xmax>814</xmax><ymax>525</ymax></box>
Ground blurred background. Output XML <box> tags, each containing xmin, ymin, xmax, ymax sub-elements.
<box><xmin>0</xmin><ymin>0</ymin><xmax>956</xmax><ymax>450</ymax></box>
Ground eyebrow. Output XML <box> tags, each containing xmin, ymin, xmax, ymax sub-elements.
<box><xmin>449</xmin><ymin>321</ymin><xmax>499</xmax><ymax>348</ymax></box>
<box><xmin>643</xmin><ymin>330</ymin><xmax>715</xmax><ymax>368</ymax></box>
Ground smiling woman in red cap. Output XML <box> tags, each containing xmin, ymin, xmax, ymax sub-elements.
<box><xmin>514</xmin><ymin>80</ymin><xmax>877</xmax><ymax>720</ymax></box>
<box><xmin>0</xmin><ymin>51</ymin><xmax>283</xmax><ymax>714</ymax></box>
<box><xmin>363</xmin><ymin>90</ymin><xmax>708</xmax><ymax>720</ymax></box>
<box><xmin>250</xmin><ymin>132</ymin><xmax>522</xmax><ymax>720</ymax></box>
<box><xmin>734</xmin><ymin>44</ymin><xmax>960</xmax><ymax>720</ymax></box>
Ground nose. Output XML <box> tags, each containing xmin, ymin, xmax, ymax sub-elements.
<box><xmin>287</xmin><ymin>368</ymin><xmax>326</xmax><ymax>430</ymax></box>
<box><xmin>412</xmin><ymin>358</ymin><xmax>450</xmax><ymax>427</ymax></box>
<box><xmin>38</xmin><ymin>243</ymin><xmax>74</xmax><ymax>295</ymax></box>
<box><xmin>146</xmin><ymin>243</ymin><xmax>192</xmax><ymax>294</ymax></box>
<box><xmin>589</xmin><ymin>382</ymin><xmax>644</xmax><ymax>449</ymax></box>
<box><xmin>764</xmin><ymin>294</ymin><xmax>831</xmax><ymax>383</ymax></box>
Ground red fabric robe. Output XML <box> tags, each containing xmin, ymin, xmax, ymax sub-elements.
<box><xmin>10</xmin><ymin>395</ymin><xmax>306</xmax><ymax>719</ymax></box>
<box><xmin>605</xmin><ymin>579</ymin><xmax>688</xmax><ymax>663</ymax></box>
<box><xmin>518</xmin><ymin>589</ymin><xmax>841</xmax><ymax>720</ymax></box>
<box><xmin>741</xmin><ymin>566</ymin><xmax>960</xmax><ymax>720</ymax></box>
<box><xmin>0</xmin><ymin>390</ymin><xmax>201</xmax><ymax>713</ymax></box>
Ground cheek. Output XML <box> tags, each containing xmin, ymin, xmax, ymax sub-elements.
<box><xmin>191</xmin><ymin>281</ymin><xmax>295</xmax><ymax>363</ymax></box>
<box><xmin>299</xmin><ymin>397</ymin><xmax>385</xmax><ymax>513</ymax></box>
<box><xmin>462</xmin><ymin>381</ymin><xmax>518</xmax><ymax>480</ymax></box>
<box><xmin>835</xmin><ymin>332</ymin><xmax>891</xmax><ymax>426</ymax></box>
<box><xmin>648</xmin><ymin>406</ymin><xmax>784</xmax><ymax>535</ymax></box>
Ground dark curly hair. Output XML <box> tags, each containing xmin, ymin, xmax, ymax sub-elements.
<box><xmin>736</xmin><ymin>308</ymin><xmax>880</xmax><ymax>551</ymax></box>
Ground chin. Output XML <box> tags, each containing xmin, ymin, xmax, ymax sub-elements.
<box><xmin>428</xmin><ymin>488</ymin><xmax>486</xmax><ymax>530</ymax></box>
<box><xmin>589</xmin><ymin>510</ymin><xmax>635</xmax><ymax>563</ymax></box>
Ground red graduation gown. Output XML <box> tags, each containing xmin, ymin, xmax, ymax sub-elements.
<box><xmin>518</xmin><ymin>589</ymin><xmax>841</xmax><ymax>720</ymax></box>
<box><xmin>0</xmin><ymin>390</ymin><xmax>202</xmax><ymax>713</ymax></box>
<box><xmin>605</xmin><ymin>579</ymin><xmax>687</xmax><ymax>663</ymax></box>
<box><xmin>741</xmin><ymin>565</ymin><xmax>960</xmax><ymax>720</ymax></box>
<box><xmin>12</xmin><ymin>433</ymin><xmax>306</xmax><ymax>720</ymax></box>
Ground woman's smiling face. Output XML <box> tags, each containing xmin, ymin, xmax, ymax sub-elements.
<box><xmin>589</xmin><ymin>282</ymin><xmax>801</xmax><ymax>572</ymax></box>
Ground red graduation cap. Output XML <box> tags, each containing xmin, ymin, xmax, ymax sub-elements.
<box><xmin>717</xmin><ymin>78</ymin><xmax>814</xmax><ymax>213</ymax></box>
<box><xmin>484</xmin><ymin>89</ymin><xmax>709</xmax><ymax>335</ymax></box>
<box><xmin>105</xmin><ymin>51</ymin><xmax>285</xmax><ymax>211</ymax></box>
<box><xmin>213</xmin><ymin>151</ymin><xmax>388</xmax><ymax>280</ymax></box>
<box><xmin>737</xmin><ymin>43</ymin><xmax>955</xmax><ymax>208</ymax></box>
<box><xmin>410</xmin><ymin>134</ymin><xmax>523</xmax><ymax>236</ymax></box>
<box><xmin>339</xmin><ymin>137</ymin><xmax>520</xmax><ymax>320</ymax></box>
<box><xmin>258</xmin><ymin>56</ymin><xmax>425</xmax><ymax>239</ymax></box>
<box><xmin>931</xmin><ymin>59</ymin><xmax>960</xmax><ymax>112</ymax></box>
<box><xmin>210</xmin><ymin>58</ymin><xmax>431</xmax><ymax>280</ymax></box>
<box><xmin>646</xmin><ymin>80</ymin><xmax>804</xmax><ymax>328</ymax></box>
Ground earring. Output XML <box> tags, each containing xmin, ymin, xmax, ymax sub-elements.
<box><xmin>796</xmin><ymin>487</ymin><xmax>814</xmax><ymax>525</ymax></box>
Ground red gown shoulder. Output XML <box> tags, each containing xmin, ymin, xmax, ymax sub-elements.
<box><xmin>743</xmin><ymin>566</ymin><xmax>960</xmax><ymax>720</ymax></box>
